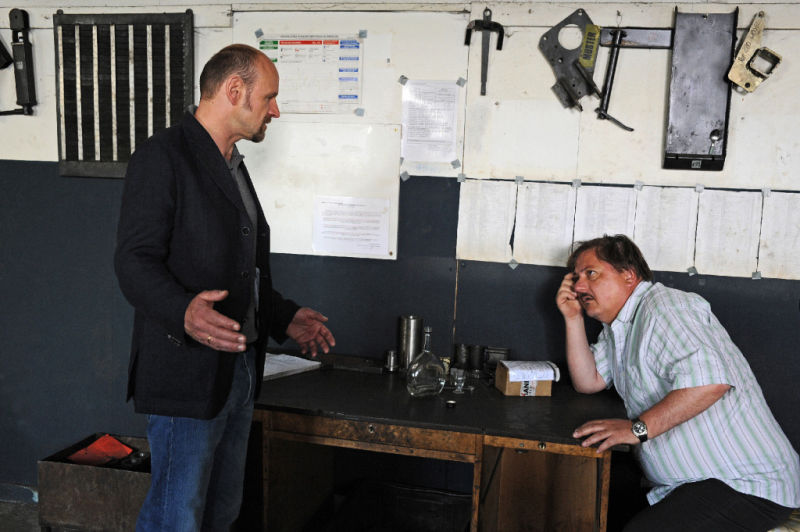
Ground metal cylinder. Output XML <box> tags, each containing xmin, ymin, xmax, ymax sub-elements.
<box><xmin>398</xmin><ymin>315</ymin><xmax>423</xmax><ymax>370</ymax></box>
<box><xmin>385</xmin><ymin>350</ymin><xmax>398</xmax><ymax>373</ymax></box>
<box><xmin>468</xmin><ymin>345</ymin><xmax>484</xmax><ymax>372</ymax></box>
<box><xmin>453</xmin><ymin>344</ymin><xmax>469</xmax><ymax>369</ymax></box>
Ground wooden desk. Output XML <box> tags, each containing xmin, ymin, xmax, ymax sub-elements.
<box><xmin>254</xmin><ymin>368</ymin><xmax>626</xmax><ymax>531</ymax></box>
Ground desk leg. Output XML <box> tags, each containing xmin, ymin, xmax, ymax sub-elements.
<box><xmin>260</xmin><ymin>411</ymin><xmax>271</xmax><ymax>532</ymax></box>
<box><xmin>596</xmin><ymin>451</ymin><xmax>611</xmax><ymax>532</ymax></box>
<box><xmin>471</xmin><ymin>434</ymin><xmax>483</xmax><ymax>532</ymax></box>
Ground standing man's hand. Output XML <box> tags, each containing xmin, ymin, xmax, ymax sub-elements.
<box><xmin>184</xmin><ymin>290</ymin><xmax>247</xmax><ymax>352</ymax></box>
<box><xmin>287</xmin><ymin>307</ymin><xmax>335</xmax><ymax>357</ymax></box>
<box><xmin>556</xmin><ymin>272</ymin><xmax>583</xmax><ymax>321</ymax></box>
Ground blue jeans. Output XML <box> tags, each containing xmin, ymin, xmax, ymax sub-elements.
<box><xmin>136</xmin><ymin>347</ymin><xmax>257</xmax><ymax>532</ymax></box>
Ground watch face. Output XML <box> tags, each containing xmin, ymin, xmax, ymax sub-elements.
<box><xmin>632</xmin><ymin>421</ymin><xmax>647</xmax><ymax>437</ymax></box>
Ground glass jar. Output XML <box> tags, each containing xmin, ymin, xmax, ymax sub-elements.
<box><xmin>406</xmin><ymin>326</ymin><xmax>446</xmax><ymax>397</ymax></box>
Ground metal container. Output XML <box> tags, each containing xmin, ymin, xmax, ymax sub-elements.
<box><xmin>385</xmin><ymin>350</ymin><xmax>398</xmax><ymax>373</ymax></box>
<box><xmin>398</xmin><ymin>315</ymin><xmax>423</xmax><ymax>370</ymax></box>
<box><xmin>468</xmin><ymin>345</ymin><xmax>484</xmax><ymax>372</ymax></box>
<box><xmin>453</xmin><ymin>344</ymin><xmax>469</xmax><ymax>369</ymax></box>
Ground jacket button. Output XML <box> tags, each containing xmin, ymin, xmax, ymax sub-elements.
<box><xmin>241</xmin><ymin>227</ymin><xmax>251</xmax><ymax>236</ymax></box>
<box><xmin>241</xmin><ymin>271</ymin><xmax>250</xmax><ymax>279</ymax></box>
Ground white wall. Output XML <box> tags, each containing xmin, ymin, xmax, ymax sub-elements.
<box><xmin>2</xmin><ymin>1</ymin><xmax>799</xmax><ymax>277</ymax></box>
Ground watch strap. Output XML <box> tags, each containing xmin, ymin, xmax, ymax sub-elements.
<box><xmin>631</xmin><ymin>417</ymin><xmax>648</xmax><ymax>443</ymax></box>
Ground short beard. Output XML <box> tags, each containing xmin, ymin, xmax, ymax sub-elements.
<box><xmin>245</xmin><ymin>88</ymin><xmax>266</xmax><ymax>143</ymax></box>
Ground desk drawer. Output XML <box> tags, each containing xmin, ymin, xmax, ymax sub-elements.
<box><xmin>267</xmin><ymin>411</ymin><xmax>478</xmax><ymax>455</ymax></box>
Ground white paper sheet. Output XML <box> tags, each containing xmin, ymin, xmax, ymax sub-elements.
<box><xmin>758</xmin><ymin>192</ymin><xmax>800</xmax><ymax>280</ymax></box>
<box><xmin>513</xmin><ymin>182</ymin><xmax>576</xmax><ymax>267</ymax></box>
<box><xmin>633</xmin><ymin>187</ymin><xmax>699</xmax><ymax>273</ymax></box>
<box><xmin>312</xmin><ymin>196</ymin><xmax>390</xmax><ymax>257</ymax></box>
<box><xmin>401</xmin><ymin>80</ymin><xmax>459</xmax><ymax>163</ymax></box>
<box><xmin>573</xmin><ymin>186</ymin><xmax>637</xmax><ymax>243</ymax></box>
<box><xmin>263</xmin><ymin>354</ymin><xmax>321</xmax><ymax>380</ymax></box>
<box><xmin>456</xmin><ymin>179</ymin><xmax>517</xmax><ymax>263</ymax></box>
<box><xmin>695</xmin><ymin>190</ymin><xmax>761</xmax><ymax>277</ymax></box>
<box><xmin>242</xmin><ymin>121</ymin><xmax>400</xmax><ymax>259</ymax></box>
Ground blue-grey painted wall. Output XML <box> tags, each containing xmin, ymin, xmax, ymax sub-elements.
<box><xmin>1</xmin><ymin>160</ymin><xmax>798</xmax><ymax>502</ymax></box>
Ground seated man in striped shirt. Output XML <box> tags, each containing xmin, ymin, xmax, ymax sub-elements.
<box><xmin>555</xmin><ymin>234</ymin><xmax>799</xmax><ymax>531</ymax></box>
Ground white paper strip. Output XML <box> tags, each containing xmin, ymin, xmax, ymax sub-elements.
<box><xmin>758</xmin><ymin>192</ymin><xmax>800</xmax><ymax>280</ymax></box>
<box><xmin>573</xmin><ymin>186</ymin><xmax>637</xmax><ymax>243</ymax></box>
<box><xmin>500</xmin><ymin>360</ymin><xmax>560</xmax><ymax>382</ymax></box>
<box><xmin>633</xmin><ymin>187</ymin><xmax>698</xmax><ymax>273</ymax></box>
<box><xmin>513</xmin><ymin>182</ymin><xmax>576</xmax><ymax>267</ymax></box>
<box><xmin>456</xmin><ymin>179</ymin><xmax>517</xmax><ymax>262</ymax></box>
<box><xmin>695</xmin><ymin>190</ymin><xmax>761</xmax><ymax>277</ymax></box>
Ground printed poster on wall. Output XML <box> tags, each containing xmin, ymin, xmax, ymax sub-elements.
<box><xmin>258</xmin><ymin>35</ymin><xmax>364</xmax><ymax>114</ymax></box>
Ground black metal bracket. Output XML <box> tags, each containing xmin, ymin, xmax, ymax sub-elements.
<box><xmin>0</xmin><ymin>8</ymin><xmax>36</xmax><ymax>116</ymax></box>
<box><xmin>592</xmin><ymin>27</ymin><xmax>673</xmax><ymax>132</ymax></box>
<box><xmin>538</xmin><ymin>9</ymin><xmax>601</xmax><ymax>111</ymax></box>
<box><xmin>663</xmin><ymin>9</ymin><xmax>738</xmax><ymax>171</ymax></box>
<box><xmin>465</xmin><ymin>7</ymin><xmax>504</xmax><ymax>96</ymax></box>
<box><xmin>595</xmin><ymin>29</ymin><xmax>633</xmax><ymax>131</ymax></box>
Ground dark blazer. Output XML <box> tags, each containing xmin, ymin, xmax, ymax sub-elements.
<box><xmin>114</xmin><ymin>111</ymin><xmax>299</xmax><ymax>419</ymax></box>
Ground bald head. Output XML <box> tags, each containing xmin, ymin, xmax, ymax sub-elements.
<box><xmin>199</xmin><ymin>44</ymin><xmax>271</xmax><ymax>100</ymax></box>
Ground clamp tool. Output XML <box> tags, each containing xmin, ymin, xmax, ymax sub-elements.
<box><xmin>465</xmin><ymin>8</ymin><xmax>504</xmax><ymax>96</ymax></box>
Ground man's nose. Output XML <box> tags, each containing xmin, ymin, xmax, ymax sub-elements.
<box><xmin>574</xmin><ymin>277</ymin><xmax>587</xmax><ymax>292</ymax></box>
<box><xmin>270</xmin><ymin>99</ymin><xmax>280</xmax><ymax>118</ymax></box>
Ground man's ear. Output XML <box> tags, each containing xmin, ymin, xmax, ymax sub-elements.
<box><xmin>623</xmin><ymin>268</ymin><xmax>637</xmax><ymax>284</ymax></box>
<box><xmin>224</xmin><ymin>75</ymin><xmax>244</xmax><ymax>106</ymax></box>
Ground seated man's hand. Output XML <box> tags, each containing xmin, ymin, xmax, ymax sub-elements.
<box><xmin>556</xmin><ymin>272</ymin><xmax>583</xmax><ymax>320</ymax></box>
<box><xmin>286</xmin><ymin>307</ymin><xmax>335</xmax><ymax>357</ymax></box>
<box><xmin>573</xmin><ymin>418</ymin><xmax>639</xmax><ymax>452</ymax></box>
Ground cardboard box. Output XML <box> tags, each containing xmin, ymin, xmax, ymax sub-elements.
<box><xmin>494</xmin><ymin>361</ymin><xmax>558</xmax><ymax>396</ymax></box>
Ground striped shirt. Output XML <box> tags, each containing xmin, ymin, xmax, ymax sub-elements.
<box><xmin>591</xmin><ymin>281</ymin><xmax>800</xmax><ymax>507</ymax></box>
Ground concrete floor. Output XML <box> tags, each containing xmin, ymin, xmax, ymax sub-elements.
<box><xmin>0</xmin><ymin>501</ymin><xmax>38</xmax><ymax>532</ymax></box>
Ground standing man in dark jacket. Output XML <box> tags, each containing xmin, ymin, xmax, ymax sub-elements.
<box><xmin>114</xmin><ymin>44</ymin><xmax>335</xmax><ymax>531</ymax></box>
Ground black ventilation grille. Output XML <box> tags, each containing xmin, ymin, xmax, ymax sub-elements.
<box><xmin>53</xmin><ymin>10</ymin><xmax>193</xmax><ymax>178</ymax></box>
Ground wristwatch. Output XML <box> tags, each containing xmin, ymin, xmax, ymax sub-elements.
<box><xmin>631</xmin><ymin>418</ymin><xmax>648</xmax><ymax>443</ymax></box>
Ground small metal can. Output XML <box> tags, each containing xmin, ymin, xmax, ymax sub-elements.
<box><xmin>468</xmin><ymin>345</ymin><xmax>484</xmax><ymax>372</ymax></box>
<box><xmin>454</xmin><ymin>343</ymin><xmax>469</xmax><ymax>368</ymax></box>
<box><xmin>385</xmin><ymin>349</ymin><xmax>399</xmax><ymax>373</ymax></box>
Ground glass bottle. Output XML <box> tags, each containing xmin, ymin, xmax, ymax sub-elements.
<box><xmin>406</xmin><ymin>326</ymin><xmax>446</xmax><ymax>397</ymax></box>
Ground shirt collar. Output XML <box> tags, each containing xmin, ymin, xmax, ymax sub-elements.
<box><xmin>227</xmin><ymin>144</ymin><xmax>245</xmax><ymax>171</ymax></box>
<box><xmin>187</xmin><ymin>104</ymin><xmax>245</xmax><ymax>171</ymax></box>
<box><xmin>613</xmin><ymin>280</ymin><xmax>653</xmax><ymax>325</ymax></box>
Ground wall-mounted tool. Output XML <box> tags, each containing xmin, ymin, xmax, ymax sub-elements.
<box><xmin>595</xmin><ymin>29</ymin><xmax>633</xmax><ymax>131</ymax></box>
<box><xmin>538</xmin><ymin>9</ymin><xmax>601</xmax><ymax>111</ymax></box>
<box><xmin>541</xmin><ymin>8</ymin><xmax>737</xmax><ymax>171</ymax></box>
<box><xmin>728</xmin><ymin>11</ymin><xmax>781</xmax><ymax>93</ymax></box>
<box><xmin>596</xmin><ymin>24</ymin><xmax>673</xmax><ymax>132</ymax></box>
<box><xmin>465</xmin><ymin>7</ymin><xmax>504</xmax><ymax>96</ymax></box>
<box><xmin>0</xmin><ymin>8</ymin><xmax>36</xmax><ymax>116</ymax></box>
<box><xmin>663</xmin><ymin>9</ymin><xmax>737</xmax><ymax>171</ymax></box>
<box><xmin>539</xmin><ymin>10</ymin><xmax>633</xmax><ymax>130</ymax></box>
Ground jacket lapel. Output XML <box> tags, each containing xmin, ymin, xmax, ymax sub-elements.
<box><xmin>182</xmin><ymin>112</ymin><xmax>247</xmax><ymax>214</ymax></box>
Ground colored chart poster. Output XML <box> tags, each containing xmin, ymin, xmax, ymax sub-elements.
<box><xmin>259</xmin><ymin>35</ymin><xmax>363</xmax><ymax>114</ymax></box>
